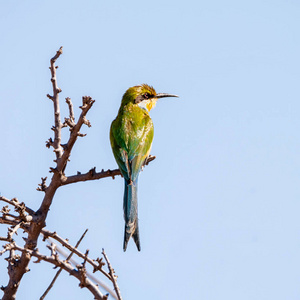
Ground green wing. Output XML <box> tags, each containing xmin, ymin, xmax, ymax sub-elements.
<box><xmin>110</xmin><ymin>106</ymin><xmax>154</xmax><ymax>182</ymax></box>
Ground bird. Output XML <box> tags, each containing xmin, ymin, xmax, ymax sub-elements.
<box><xmin>110</xmin><ymin>84</ymin><xmax>178</xmax><ymax>251</ymax></box>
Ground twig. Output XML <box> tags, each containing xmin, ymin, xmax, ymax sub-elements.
<box><xmin>61</xmin><ymin>155</ymin><xmax>156</xmax><ymax>186</ymax></box>
<box><xmin>102</xmin><ymin>249</ymin><xmax>123</xmax><ymax>300</ymax></box>
<box><xmin>37</xmin><ymin>177</ymin><xmax>48</xmax><ymax>192</ymax></box>
<box><xmin>0</xmin><ymin>47</ymin><xmax>124</xmax><ymax>300</ymax></box>
<box><xmin>10</xmin><ymin>244</ymin><xmax>105</xmax><ymax>300</ymax></box>
<box><xmin>1</xmin><ymin>47</ymin><xmax>67</xmax><ymax>300</ymax></box>
<box><xmin>62</xmin><ymin>167</ymin><xmax>122</xmax><ymax>185</ymax></box>
<box><xmin>0</xmin><ymin>196</ymin><xmax>34</xmax><ymax>216</ymax></box>
<box><xmin>41</xmin><ymin>229</ymin><xmax>111</xmax><ymax>280</ymax></box>
<box><xmin>7</xmin><ymin>221</ymin><xmax>23</xmax><ymax>242</ymax></box>
<box><xmin>56</xmin><ymin>96</ymin><xmax>95</xmax><ymax>175</ymax></box>
<box><xmin>65</xmin><ymin>97</ymin><xmax>75</xmax><ymax>123</ymax></box>
<box><xmin>0</xmin><ymin>220</ymin><xmax>117</xmax><ymax>299</ymax></box>
<box><xmin>49</xmin><ymin>46</ymin><xmax>64</xmax><ymax>160</ymax></box>
<box><xmin>40</xmin><ymin>229</ymin><xmax>88</xmax><ymax>300</ymax></box>
<box><xmin>54</xmin><ymin>245</ymin><xmax>117</xmax><ymax>299</ymax></box>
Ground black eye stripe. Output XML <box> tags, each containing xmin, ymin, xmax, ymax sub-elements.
<box><xmin>135</xmin><ymin>93</ymin><xmax>152</xmax><ymax>104</ymax></box>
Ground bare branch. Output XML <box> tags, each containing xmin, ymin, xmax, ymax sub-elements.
<box><xmin>0</xmin><ymin>197</ymin><xmax>34</xmax><ymax>216</ymax></box>
<box><xmin>61</xmin><ymin>155</ymin><xmax>156</xmax><ymax>186</ymax></box>
<box><xmin>40</xmin><ymin>229</ymin><xmax>88</xmax><ymax>300</ymax></box>
<box><xmin>1</xmin><ymin>48</ymin><xmax>125</xmax><ymax>300</ymax></box>
<box><xmin>7</xmin><ymin>222</ymin><xmax>23</xmax><ymax>242</ymax></box>
<box><xmin>41</xmin><ymin>229</ymin><xmax>111</xmax><ymax>280</ymax></box>
<box><xmin>11</xmin><ymin>244</ymin><xmax>105</xmax><ymax>300</ymax></box>
<box><xmin>0</xmin><ymin>237</ymin><xmax>10</xmax><ymax>242</ymax></box>
<box><xmin>65</xmin><ymin>97</ymin><xmax>75</xmax><ymax>123</ymax></box>
<box><xmin>62</xmin><ymin>167</ymin><xmax>121</xmax><ymax>185</ymax></box>
<box><xmin>102</xmin><ymin>249</ymin><xmax>123</xmax><ymax>300</ymax></box>
<box><xmin>0</xmin><ymin>221</ymin><xmax>116</xmax><ymax>298</ymax></box>
<box><xmin>49</xmin><ymin>46</ymin><xmax>64</xmax><ymax>160</ymax></box>
<box><xmin>45</xmin><ymin>137</ymin><xmax>54</xmax><ymax>149</ymax></box>
<box><xmin>37</xmin><ymin>177</ymin><xmax>48</xmax><ymax>192</ymax></box>
<box><xmin>54</xmin><ymin>245</ymin><xmax>117</xmax><ymax>299</ymax></box>
<box><xmin>56</xmin><ymin>96</ymin><xmax>95</xmax><ymax>172</ymax></box>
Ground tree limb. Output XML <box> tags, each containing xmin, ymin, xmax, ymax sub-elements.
<box><xmin>39</xmin><ymin>229</ymin><xmax>88</xmax><ymax>300</ymax></box>
<box><xmin>102</xmin><ymin>249</ymin><xmax>123</xmax><ymax>300</ymax></box>
<box><xmin>41</xmin><ymin>229</ymin><xmax>111</xmax><ymax>280</ymax></box>
<box><xmin>1</xmin><ymin>47</ymin><xmax>125</xmax><ymax>300</ymax></box>
<box><xmin>49</xmin><ymin>46</ymin><xmax>64</xmax><ymax>160</ymax></box>
<box><xmin>61</xmin><ymin>155</ymin><xmax>156</xmax><ymax>186</ymax></box>
<box><xmin>4</xmin><ymin>243</ymin><xmax>105</xmax><ymax>300</ymax></box>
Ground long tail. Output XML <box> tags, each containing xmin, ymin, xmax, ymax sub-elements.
<box><xmin>123</xmin><ymin>179</ymin><xmax>140</xmax><ymax>251</ymax></box>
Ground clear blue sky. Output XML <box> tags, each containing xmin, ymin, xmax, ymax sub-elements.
<box><xmin>1</xmin><ymin>0</ymin><xmax>300</xmax><ymax>299</ymax></box>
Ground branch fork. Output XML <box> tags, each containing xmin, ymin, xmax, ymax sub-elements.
<box><xmin>0</xmin><ymin>47</ymin><xmax>150</xmax><ymax>300</ymax></box>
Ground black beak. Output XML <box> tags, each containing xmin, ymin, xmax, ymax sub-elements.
<box><xmin>155</xmin><ymin>93</ymin><xmax>179</xmax><ymax>99</ymax></box>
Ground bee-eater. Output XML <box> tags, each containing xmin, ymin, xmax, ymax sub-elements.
<box><xmin>110</xmin><ymin>84</ymin><xmax>178</xmax><ymax>251</ymax></box>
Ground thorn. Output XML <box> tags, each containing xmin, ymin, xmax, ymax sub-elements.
<box><xmin>89</xmin><ymin>167</ymin><xmax>96</xmax><ymax>176</ymax></box>
<box><xmin>77</xmin><ymin>132</ymin><xmax>87</xmax><ymax>137</ymax></box>
<box><xmin>49</xmin><ymin>167</ymin><xmax>57</xmax><ymax>173</ymax></box>
<box><xmin>46</xmin><ymin>137</ymin><xmax>54</xmax><ymax>148</ymax></box>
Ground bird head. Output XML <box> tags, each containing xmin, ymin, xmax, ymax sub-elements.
<box><xmin>121</xmin><ymin>84</ymin><xmax>178</xmax><ymax>112</ymax></box>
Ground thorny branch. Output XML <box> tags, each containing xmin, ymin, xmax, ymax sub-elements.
<box><xmin>0</xmin><ymin>47</ymin><xmax>156</xmax><ymax>300</ymax></box>
<box><xmin>102</xmin><ymin>249</ymin><xmax>123</xmax><ymax>300</ymax></box>
<box><xmin>1</xmin><ymin>242</ymin><xmax>104</xmax><ymax>300</ymax></box>
<box><xmin>54</xmin><ymin>245</ymin><xmax>116</xmax><ymax>299</ymax></box>
<box><xmin>41</xmin><ymin>229</ymin><xmax>110</xmax><ymax>279</ymax></box>
<box><xmin>0</xmin><ymin>202</ymin><xmax>116</xmax><ymax>299</ymax></box>
<box><xmin>61</xmin><ymin>155</ymin><xmax>156</xmax><ymax>186</ymax></box>
<box><xmin>1</xmin><ymin>47</ymin><xmax>116</xmax><ymax>300</ymax></box>
<box><xmin>39</xmin><ymin>229</ymin><xmax>88</xmax><ymax>300</ymax></box>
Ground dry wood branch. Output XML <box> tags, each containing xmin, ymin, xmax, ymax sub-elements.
<box><xmin>1</xmin><ymin>47</ymin><xmax>66</xmax><ymax>300</ymax></box>
<box><xmin>54</xmin><ymin>244</ymin><xmax>117</xmax><ymax>299</ymax></box>
<box><xmin>41</xmin><ymin>229</ymin><xmax>111</xmax><ymax>280</ymax></box>
<box><xmin>102</xmin><ymin>249</ymin><xmax>122</xmax><ymax>300</ymax></box>
<box><xmin>65</xmin><ymin>97</ymin><xmax>75</xmax><ymax>122</ymax></box>
<box><xmin>0</xmin><ymin>216</ymin><xmax>21</xmax><ymax>227</ymax></box>
<box><xmin>56</xmin><ymin>96</ymin><xmax>95</xmax><ymax>174</ymax></box>
<box><xmin>1</xmin><ymin>48</ymin><xmax>124</xmax><ymax>300</ymax></box>
<box><xmin>62</xmin><ymin>167</ymin><xmax>121</xmax><ymax>185</ymax></box>
<box><xmin>40</xmin><ymin>229</ymin><xmax>88</xmax><ymax>300</ymax></box>
<box><xmin>0</xmin><ymin>221</ymin><xmax>115</xmax><ymax>299</ymax></box>
<box><xmin>49</xmin><ymin>46</ymin><xmax>64</xmax><ymax>160</ymax></box>
<box><xmin>7</xmin><ymin>222</ymin><xmax>23</xmax><ymax>242</ymax></box>
<box><xmin>37</xmin><ymin>177</ymin><xmax>48</xmax><ymax>192</ymax></box>
<box><xmin>10</xmin><ymin>244</ymin><xmax>105</xmax><ymax>300</ymax></box>
<box><xmin>61</xmin><ymin>155</ymin><xmax>156</xmax><ymax>186</ymax></box>
<box><xmin>45</xmin><ymin>137</ymin><xmax>54</xmax><ymax>149</ymax></box>
<box><xmin>0</xmin><ymin>197</ymin><xmax>34</xmax><ymax>217</ymax></box>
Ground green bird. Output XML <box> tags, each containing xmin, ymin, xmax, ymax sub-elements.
<box><xmin>110</xmin><ymin>84</ymin><xmax>178</xmax><ymax>251</ymax></box>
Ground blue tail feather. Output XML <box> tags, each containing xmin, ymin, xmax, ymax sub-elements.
<box><xmin>123</xmin><ymin>179</ymin><xmax>140</xmax><ymax>251</ymax></box>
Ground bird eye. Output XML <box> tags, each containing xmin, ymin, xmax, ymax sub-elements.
<box><xmin>143</xmin><ymin>93</ymin><xmax>149</xmax><ymax>99</ymax></box>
